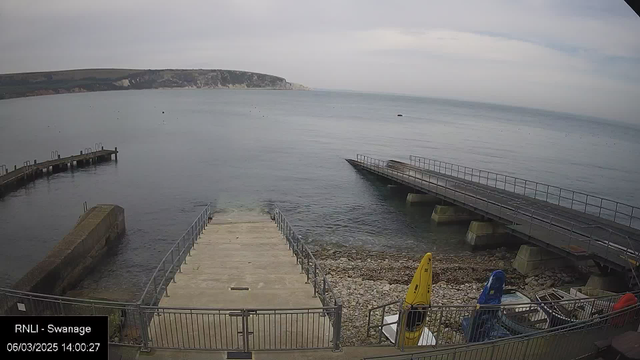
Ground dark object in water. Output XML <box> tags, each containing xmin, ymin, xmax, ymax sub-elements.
<box><xmin>162</xmin><ymin>111</ymin><xmax>165</xmax><ymax>114</ymax></box>
<box><xmin>397</xmin><ymin>114</ymin><xmax>403</xmax><ymax>117</ymax></box>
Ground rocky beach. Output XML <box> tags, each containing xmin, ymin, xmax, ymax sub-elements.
<box><xmin>313</xmin><ymin>245</ymin><xmax>589</xmax><ymax>346</ymax></box>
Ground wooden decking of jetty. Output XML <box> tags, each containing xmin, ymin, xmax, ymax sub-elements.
<box><xmin>348</xmin><ymin>156</ymin><xmax>640</xmax><ymax>272</ymax></box>
<box><xmin>0</xmin><ymin>148</ymin><xmax>117</xmax><ymax>196</ymax></box>
<box><xmin>148</xmin><ymin>210</ymin><xmax>332</xmax><ymax>351</ymax></box>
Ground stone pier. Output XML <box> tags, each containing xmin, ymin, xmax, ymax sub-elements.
<box><xmin>585</xmin><ymin>274</ymin><xmax>627</xmax><ymax>293</ymax></box>
<box><xmin>431</xmin><ymin>205</ymin><xmax>482</xmax><ymax>224</ymax></box>
<box><xmin>465</xmin><ymin>221</ymin><xmax>513</xmax><ymax>247</ymax></box>
<box><xmin>512</xmin><ymin>245</ymin><xmax>566</xmax><ymax>275</ymax></box>
<box><xmin>406</xmin><ymin>193</ymin><xmax>439</xmax><ymax>205</ymax></box>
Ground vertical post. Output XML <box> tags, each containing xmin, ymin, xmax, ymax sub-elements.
<box><xmin>323</xmin><ymin>276</ymin><xmax>327</xmax><ymax>303</ymax></box>
<box><xmin>396</xmin><ymin>305</ymin><xmax>407</xmax><ymax>351</ymax></box>
<box><xmin>139</xmin><ymin>304</ymin><xmax>150</xmax><ymax>351</ymax></box>
<box><xmin>332</xmin><ymin>302</ymin><xmax>342</xmax><ymax>352</ymax></box>
<box><xmin>614</xmin><ymin>203</ymin><xmax>619</xmax><ymax>223</ymax></box>
<box><xmin>584</xmin><ymin>195</ymin><xmax>589</xmax><ymax>213</ymax></box>
<box><xmin>305</xmin><ymin>251</ymin><xmax>310</xmax><ymax>283</ymax></box>
<box><xmin>242</xmin><ymin>310</ymin><xmax>250</xmax><ymax>352</ymax></box>
<box><xmin>171</xmin><ymin>251</ymin><xmax>176</xmax><ymax>283</ymax></box>
<box><xmin>115</xmin><ymin>147</ymin><xmax>118</xmax><ymax>162</ymax></box>
<box><xmin>598</xmin><ymin>198</ymin><xmax>603</xmax><ymax>216</ymax></box>
<box><xmin>312</xmin><ymin>263</ymin><xmax>317</xmax><ymax>298</ymax></box>
<box><xmin>571</xmin><ymin>192</ymin><xmax>575</xmax><ymax>209</ymax></box>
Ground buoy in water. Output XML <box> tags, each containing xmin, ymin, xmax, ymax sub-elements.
<box><xmin>397</xmin><ymin>114</ymin><xmax>403</xmax><ymax>117</ymax></box>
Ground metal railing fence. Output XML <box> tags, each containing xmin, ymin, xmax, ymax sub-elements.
<box><xmin>409</xmin><ymin>155</ymin><xmax>640</xmax><ymax>230</ymax></box>
<box><xmin>142</xmin><ymin>305</ymin><xmax>338</xmax><ymax>351</ymax></box>
<box><xmin>139</xmin><ymin>203</ymin><xmax>212</xmax><ymax>306</ymax></box>
<box><xmin>272</xmin><ymin>205</ymin><xmax>343</xmax><ymax>350</ymax></box>
<box><xmin>272</xmin><ymin>205</ymin><xmax>341</xmax><ymax>308</ymax></box>
<box><xmin>1</xmin><ymin>203</ymin><xmax>345</xmax><ymax>352</ymax></box>
<box><xmin>0</xmin><ymin>287</ymin><xmax>339</xmax><ymax>351</ymax></box>
<box><xmin>367</xmin><ymin>290</ymin><xmax>636</xmax><ymax>349</ymax></box>
<box><xmin>364</xmin><ymin>302</ymin><xmax>640</xmax><ymax>360</ymax></box>
<box><xmin>355</xmin><ymin>155</ymin><xmax>639</xmax><ymax>270</ymax></box>
<box><xmin>0</xmin><ymin>287</ymin><xmax>147</xmax><ymax>346</ymax></box>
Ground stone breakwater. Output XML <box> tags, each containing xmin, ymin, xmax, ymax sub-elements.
<box><xmin>313</xmin><ymin>246</ymin><xmax>587</xmax><ymax>346</ymax></box>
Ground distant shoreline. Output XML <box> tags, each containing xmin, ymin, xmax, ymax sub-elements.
<box><xmin>0</xmin><ymin>68</ymin><xmax>309</xmax><ymax>100</ymax></box>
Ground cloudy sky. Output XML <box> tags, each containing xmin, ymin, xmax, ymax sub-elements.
<box><xmin>1</xmin><ymin>0</ymin><xmax>639</xmax><ymax>123</ymax></box>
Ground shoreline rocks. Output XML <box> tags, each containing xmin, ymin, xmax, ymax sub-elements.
<box><xmin>313</xmin><ymin>245</ymin><xmax>588</xmax><ymax>346</ymax></box>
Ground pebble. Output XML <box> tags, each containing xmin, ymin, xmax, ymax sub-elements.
<box><xmin>312</xmin><ymin>246</ymin><xmax>586</xmax><ymax>346</ymax></box>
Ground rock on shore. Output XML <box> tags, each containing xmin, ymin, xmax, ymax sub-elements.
<box><xmin>313</xmin><ymin>246</ymin><xmax>586</xmax><ymax>346</ymax></box>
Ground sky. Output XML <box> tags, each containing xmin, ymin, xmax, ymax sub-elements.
<box><xmin>1</xmin><ymin>0</ymin><xmax>639</xmax><ymax>124</ymax></box>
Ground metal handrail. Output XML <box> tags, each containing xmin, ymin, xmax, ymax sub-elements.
<box><xmin>355</xmin><ymin>155</ymin><xmax>640</xmax><ymax>268</ymax></box>
<box><xmin>272</xmin><ymin>205</ymin><xmax>343</xmax><ymax>351</ymax></box>
<box><xmin>364</xmin><ymin>302</ymin><xmax>640</xmax><ymax>358</ymax></box>
<box><xmin>272</xmin><ymin>205</ymin><xmax>341</xmax><ymax>308</ymax></box>
<box><xmin>366</xmin><ymin>290</ymin><xmax>638</xmax><ymax>346</ymax></box>
<box><xmin>138</xmin><ymin>203</ymin><xmax>212</xmax><ymax>306</ymax></box>
<box><xmin>403</xmin><ymin>158</ymin><xmax>640</xmax><ymax>261</ymax></box>
<box><xmin>409</xmin><ymin>155</ymin><xmax>639</xmax><ymax>230</ymax></box>
<box><xmin>0</xmin><ymin>286</ymin><xmax>138</xmax><ymax>306</ymax></box>
<box><xmin>367</xmin><ymin>290</ymin><xmax>638</xmax><ymax>316</ymax></box>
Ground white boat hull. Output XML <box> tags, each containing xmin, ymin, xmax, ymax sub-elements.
<box><xmin>381</xmin><ymin>314</ymin><xmax>437</xmax><ymax>346</ymax></box>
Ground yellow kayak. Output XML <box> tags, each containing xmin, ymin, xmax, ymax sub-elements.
<box><xmin>402</xmin><ymin>252</ymin><xmax>432</xmax><ymax>346</ymax></box>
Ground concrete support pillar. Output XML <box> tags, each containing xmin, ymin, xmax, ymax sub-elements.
<box><xmin>585</xmin><ymin>274</ymin><xmax>626</xmax><ymax>293</ymax></box>
<box><xmin>465</xmin><ymin>221</ymin><xmax>513</xmax><ymax>247</ymax></box>
<box><xmin>512</xmin><ymin>245</ymin><xmax>565</xmax><ymax>275</ymax></box>
<box><xmin>387</xmin><ymin>184</ymin><xmax>409</xmax><ymax>196</ymax></box>
<box><xmin>430</xmin><ymin>205</ymin><xmax>482</xmax><ymax>224</ymax></box>
<box><xmin>406</xmin><ymin>193</ymin><xmax>439</xmax><ymax>205</ymax></box>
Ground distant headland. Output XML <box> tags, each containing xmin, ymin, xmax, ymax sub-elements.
<box><xmin>0</xmin><ymin>68</ymin><xmax>310</xmax><ymax>100</ymax></box>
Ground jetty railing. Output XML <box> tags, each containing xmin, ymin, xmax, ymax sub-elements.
<box><xmin>355</xmin><ymin>155</ymin><xmax>640</xmax><ymax>270</ymax></box>
<box><xmin>364</xmin><ymin>302</ymin><xmax>640</xmax><ymax>360</ymax></box>
<box><xmin>140</xmin><ymin>305</ymin><xmax>339</xmax><ymax>350</ymax></box>
<box><xmin>1</xmin><ymin>203</ymin><xmax>343</xmax><ymax>352</ymax></box>
<box><xmin>409</xmin><ymin>155</ymin><xmax>640</xmax><ymax>230</ymax></box>
<box><xmin>0</xmin><ymin>287</ymin><xmax>147</xmax><ymax>346</ymax></box>
<box><xmin>366</xmin><ymin>290</ymin><xmax>637</xmax><ymax>349</ymax></box>
<box><xmin>272</xmin><ymin>205</ymin><xmax>341</xmax><ymax>308</ymax></box>
<box><xmin>139</xmin><ymin>203</ymin><xmax>212</xmax><ymax>306</ymax></box>
<box><xmin>272</xmin><ymin>204</ymin><xmax>343</xmax><ymax>350</ymax></box>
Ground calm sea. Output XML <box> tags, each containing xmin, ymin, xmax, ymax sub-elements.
<box><xmin>1</xmin><ymin>89</ymin><xmax>639</xmax><ymax>296</ymax></box>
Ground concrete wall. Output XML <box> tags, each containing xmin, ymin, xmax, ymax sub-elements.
<box><xmin>406</xmin><ymin>193</ymin><xmax>439</xmax><ymax>205</ymax></box>
<box><xmin>431</xmin><ymin>205</ymin><xmax>483</xmax><ymax>224</ymax></box>
<box><xmin>12</xmin><ymin>204</ymin><xmax>125</xmax><ymax>295</ymax></box>
<box><xmin>465</xmin><ymin>221</ymin><xmax>514</xmax><ymax>248</ymax></box>
<box><xmin>512</xmin><ymin>245</ymin><xmax>565</xmax><ymax>275</ymax></box>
